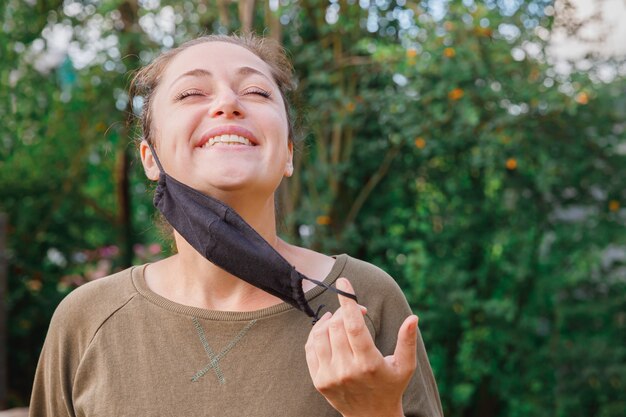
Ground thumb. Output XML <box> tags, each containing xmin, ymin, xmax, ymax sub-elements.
<box><xmin>393</xmin><ymin>315</ymin><xmax>419</xmax><ymax>373</ymax></box>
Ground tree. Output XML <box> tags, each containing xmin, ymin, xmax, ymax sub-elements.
<box><xmin>1</xmin><ymin>1</ymin><xmax>624</xmax><ymax>415</ymax></box>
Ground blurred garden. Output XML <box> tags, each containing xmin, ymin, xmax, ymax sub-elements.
<box><xmin>1</xmin><ymin>0</ymin><xmax>625</xmax><ymax>416</ymax></box>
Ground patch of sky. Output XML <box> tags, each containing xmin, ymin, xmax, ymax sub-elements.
<box><xmin>392</xmin><ymin>73</ymin><xmax>408</xmax><ymax>87</ymax></box>
<box><xmin>299</xmin><ymin>224</ymin><xmax>313</xmax><ymax>239</ymax></box>
<box><xmin>367</xmin><ymin>9</ymin><xmax>379</xmax><ymax>32</ymax></box>
<box><xmin>498</xmin><ymin>23</ymin><xmax>520</xmax><ymax>42</ymax></box>
<box><xmin>63</xmin><ymin>1</ymin><xmax>83</xmax><ymax>17</ymax></box>
<box><xmin>423</xmin><ymin>0</ymin><xmax>448</xmax><ymax>21</ymax></box>
<box><xmin>522</xmin><ymin>41</ymin><xmax>542</xmax><ymax>60</ymax></box>
<box><xmin>557</xmin><ymin>82</ymin><xmax>575</xmax><ymax>96</ymax></box>
<box><xmin>325</xmin><ymin>2</ymin><xmax>340</xmax><ymax>25</ymax></box>
<box><xmin>534</xmin><ymin>25</ymin><xmax>549</xmax><ymax>40</ymax></box>
<box><xmin>396</xmin><ymin>8</ymin><xmax>414</xmax><ymax>30</ymax></box>
<box><xmin>29</xmin><ymin>23</ymin><xmax>73</xmax><ymax>73</ymax></box>
<box><xmin>157</xmin><ymin>6</ymin><xmax>176</xmax><ymax>34</ymax></box>
<box><xmin>375</xmin><ymin>0</ymin><xmax>390</xmax><ymax>11</ymax></box>
<box><xmin>527</xmin><ymin>2</ymin><xmax>543</xmax><ymax>16</ymax></box>
<box><xmin>497</xmin><ymin>0</ymin><xmax>522</xmax><ymax>16</ymax></box>
<box><xmin>523</xmin><ymin>17</ymin><xmax>538</xmax><ymax>29</ymax></box>
<box><xmin>115</xmin><ymin>89</ymin><xmax>128</xmax><ymax>111</ymax></box>
<box><xmin>139</xmin><ymin>0</ymin><xmax>161</xmax><ymax>11</ymax></box>
<box><xmin>133</xmin><ymin>96</ymin><xmax>145</xmax><ymax>116</ymax></box>
<box><xmin>14</xmin><ymin>42</ymin><xmax>25</xmax><ymax>53</ymax></box>
<box><xmin>47</xmin><ymin>248</ymin><xmax>67</xmax><ymax>268</ymax></box>
<box><xmin>88</xmin><ymin>151</ymin><xmax>101</xmax><ymax>165</ymax></box>
<box><xmin>511</xmin><ymin>47</ymin><xmax>525</xmax><ymax>61</ymax></box>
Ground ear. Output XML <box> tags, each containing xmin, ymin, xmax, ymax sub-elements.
<box><xmin>140</xmin><ymin>140</ymin><xmax>160</xmax><ymax>181</ymax></box>
<box><xmin>284</xmin><ymin>140</ymin><xmax>294</xmax><ymax>177</ymax></box>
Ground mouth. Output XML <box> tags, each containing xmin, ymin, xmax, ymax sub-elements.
<box><xmin>196</xmin><ymin>126</ymin><xmax>259</xmax><ymax>148</ymax></box>
<box><xmin>200</xmin><ymin>134</ymin><xmax>254</xmax><ymax>148</ymax></box>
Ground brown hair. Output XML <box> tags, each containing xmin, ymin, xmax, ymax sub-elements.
<box><xmin>129</xmin><ymin>33</ymin><xmax>298</xmax><ymax>147</ymax></box>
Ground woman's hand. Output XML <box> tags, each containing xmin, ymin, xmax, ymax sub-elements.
<box><xmin>305</xmin><ymin>278</ymin><xmax>419</xmax><ymax>417</ymax></box>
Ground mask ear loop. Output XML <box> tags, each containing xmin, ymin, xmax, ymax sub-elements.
<box><xmin>301</xmin><ymin>276</ymin><xmax>359</xmax><ymax>325</ymax></box>
<box><xmin>302</xmin><ymin>276</ymin><xmax>359</xmax><ymax>302</ymax></box>
<box><xmin>311</xmin><ymin>305</ymin><xmax>326</xmax><ymax>325</ymax></box>
<box><xmin>147</xmin><ymin>141</ymin><xmax>166</xmax><ymax>174</ymax></box>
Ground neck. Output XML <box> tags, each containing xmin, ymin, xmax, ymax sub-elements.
<box><xmin>165</xmin><ymin>194</ymin><xmax>283</xmax><ymax>311</ymax></box>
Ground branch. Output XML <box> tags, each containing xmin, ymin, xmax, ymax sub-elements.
<box><xmin>80</xmin><ymin>194</ymin><xmax>117</xmax><ymax>224</ymax></box>
<box><xmin>238</xmin><ymin>0</ymin><xmax>256</xmax><ymax>34</ymax></box>
<box><xmin>217</xmin><ymin>0</ymin><xmax>230</xmax><ymax>28</ymax></box>
<box><xmin>343</xmin><ymin>144</ymin><xmax>402</xmax><ymax>229</ymax></box>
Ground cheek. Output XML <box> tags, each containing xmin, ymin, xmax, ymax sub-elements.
<box><xmin>152</xmin><ymin>102</ymin><xmax>202</xmax><ymax>145</ymax></box>
<box><xmin>268</xmin><ymin>108</ymin><xmax>290</xmax><ymax>144</ymax></box>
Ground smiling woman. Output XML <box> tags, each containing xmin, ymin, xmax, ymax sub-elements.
<box><xmin>28</xmin><ymin>34</ymin><xmax>443</xmax><ymax>417</ymax></box>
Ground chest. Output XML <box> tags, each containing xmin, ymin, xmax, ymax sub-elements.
<box><xmin>72</xmin><ymin>314</ymin><xmax>339</xmax><ymax>417</ymax></box>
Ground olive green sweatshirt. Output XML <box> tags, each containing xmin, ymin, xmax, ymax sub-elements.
<box><xmin>30</xmin><ymin>254</ymin><xmax>443</xmax><ymax>417</ymax></box>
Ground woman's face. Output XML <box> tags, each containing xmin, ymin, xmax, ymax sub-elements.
<box><xmin>141</xmin><ymin>41</ymin><xmax>293</xmax><ymax>199</ymax></box>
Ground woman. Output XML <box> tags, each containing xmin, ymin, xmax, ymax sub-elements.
<box><xmin>30</xmin><ymin>34</ymin><xmax>443</xmax><ymax>417</ymax></box>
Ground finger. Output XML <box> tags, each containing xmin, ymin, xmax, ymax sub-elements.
<box><xmin>328</xmin><ymin>307</ymin><xmax>354</xmax><ymax>360</ymax></box>
<box><xmin>309</xmin><ymin>311</ymin><xmax>333</xmax><ymax>365</ymax></box>
<box><xmin>335</xmin><ymin>277</ymin><xmax>366</xmax><ymax>314</ymax></box>
<box><xmin>306</xmin><ymin>313</ymin><xmax>330</xmax><ymax>377</ymax></box>
<box><xmin>305</xmin><ymin>339</ymin><xmax>320</xmax><ymax>378</ymax></box>
<box><xmin>336</xmin><ymin>277</ymin><xmax>358</xmax><ymax>309</ymax></box>
<box><xmin>392</xmin><ymin>315</ymin><xmax>419</xmax><ymax>374</ymax></box>
<box><xmin>336</xmin><ymin>278</ymin><xmax>377</xmax><ymax>358</ymax></box>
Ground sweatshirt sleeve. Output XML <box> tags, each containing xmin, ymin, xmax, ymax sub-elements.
<box><xmin>344</xmin><ymin>258</ymin><xmax>444</xmax><ymax>417</ymax></box>
<box><xmin>29</xmin><ymin>294</ymin><xmax>83</xmax><ymax>417</ymax></box>
<box><xmin>373</xmin><ymin>286</ymin><xmax>443</xmax><ymax>417</ymax></box>
<box><xmin>29</xmin><ymin>268</ymin><xmax>138</xmax><ymax>417</ymax></box>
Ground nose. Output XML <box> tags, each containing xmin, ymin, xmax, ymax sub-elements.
<box><xmin>210</xmin><ymin>88</ymin><xmax>243</xmax><ymax>119</ymax></box>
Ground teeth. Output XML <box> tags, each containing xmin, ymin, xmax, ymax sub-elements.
<box><xmin>204</xmin><ymin>135</ymin><xmax>252</xmax><ymax>147</ymax></box>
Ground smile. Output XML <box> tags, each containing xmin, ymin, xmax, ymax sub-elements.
<box><xmin>201</xmin><ymin>135</ymin><xmax>255</xmax><ymax>148</ymax></box>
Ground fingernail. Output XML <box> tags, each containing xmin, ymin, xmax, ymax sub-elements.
<box><xmin>359</xmin><ymin>305</ymin><xmax>368</xmax><ymax>314</ymax></box>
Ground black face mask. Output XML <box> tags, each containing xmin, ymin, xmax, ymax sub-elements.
<box><xmin>147</xmin><ymin>143</ymin><xmax>357</xmax><ymax>323</ymax></box>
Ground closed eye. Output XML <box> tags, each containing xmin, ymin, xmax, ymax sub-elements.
<box><xmin>174</xmin><ymin>89</ymin><xmax>205</xmax><ymax>101</ymax></box>
<box><xmin>242</xmin><ymin>87</ymin><xmax>271</xmax><ymax>98</ymax></box>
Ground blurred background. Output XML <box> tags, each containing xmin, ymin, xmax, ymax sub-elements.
<box><xmin>1</xmin><ymin>0</ymin><xmax>625</xmax><ymax>416</ymax></box>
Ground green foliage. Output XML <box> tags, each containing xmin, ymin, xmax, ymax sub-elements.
<box><xmin>1</xmin><ymin>0</ymin><xmax>625</xmax><ymax>415</ymax></box>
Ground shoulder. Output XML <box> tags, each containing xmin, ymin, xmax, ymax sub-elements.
<box><xmin>279</xmin><ymin>240</ymin><xmax>336</xmax><ymax>282</ymax></box>
<box><xmin>48</xmin><ymin>266</ymin><xmax>141</xmax><ymax>344</ymax></box>
<box><xmin>339</xmin><ymin>255</ymin><xmax>406</xmax><ymax>301</ymax></box>
<box><xmin>336</xmin><ymin>255</ymin><xmax>413</xmax><ymax>332</ymax></box>
<box><xmin>31</xmin><ymin>266</ymin><xmax>143</xmax><ymax>414</ymax></box>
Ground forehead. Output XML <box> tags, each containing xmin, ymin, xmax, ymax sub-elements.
<box><xmin>162</xmin><ymin>41</ymin><xmax>275</xmax><ymax>83</ymax></box>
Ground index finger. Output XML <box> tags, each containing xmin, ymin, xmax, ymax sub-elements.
<box><xmin>335</xmin><ymin>278</ymin><xmax>377</xmax><ymax>357</ymax></box>
<box><xmin>335</xmin><ymin>276</ymin><xmax>358</xmax><ymax>307</ymax></box>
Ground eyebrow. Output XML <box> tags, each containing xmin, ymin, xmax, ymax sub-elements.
<box><xmin>169</xmin><ymin>66</ymin><xmax>272</xmax><ymax>89</ymax></box>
